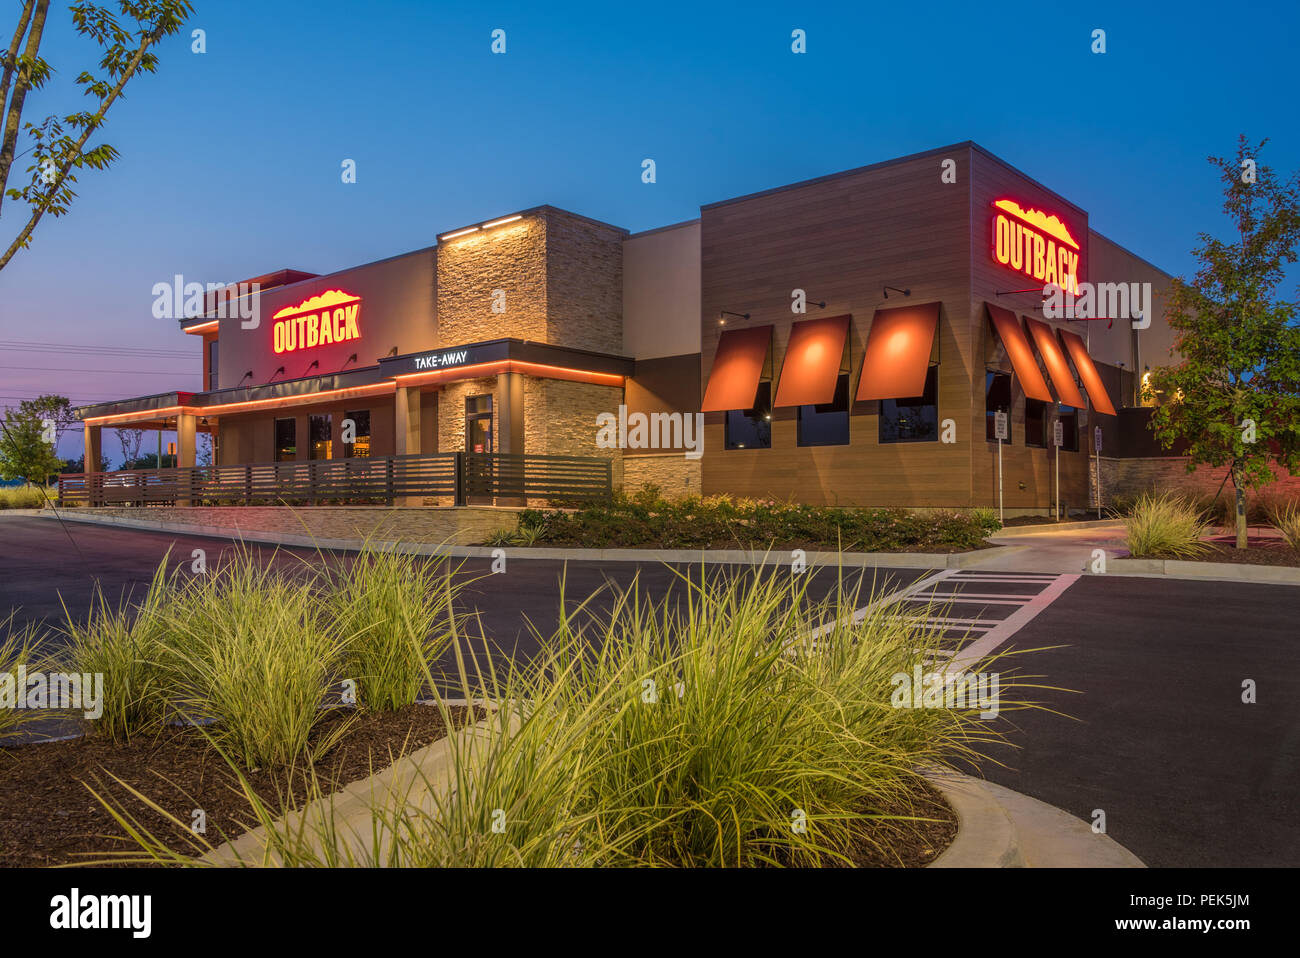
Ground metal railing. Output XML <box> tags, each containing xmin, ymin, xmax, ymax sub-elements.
<box><xmin>57</xmin><ymin>452</ymin><xmax>612</xmax><ymax>508</ymax></box>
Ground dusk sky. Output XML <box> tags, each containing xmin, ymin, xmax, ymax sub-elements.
<box><xmin>1</xmin><ymin>0</ymin><xmax>1296</xmax><ymax>464</ymax></box>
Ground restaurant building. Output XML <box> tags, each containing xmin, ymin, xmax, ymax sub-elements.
<box><xmin>74</xmin><ymin>142</ymin><xmax>1181</xmax><ymax>513</ymax></box>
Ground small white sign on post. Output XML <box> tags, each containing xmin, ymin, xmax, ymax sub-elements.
<box><xmin>1093</xmin><ymin>426</ymin><xmax>1103</xmax><ymax>518</ymax></box>
<box><xmin>995</xmin><ymin>411</ymin><xmax>1009</xmax><ymax>441</ymax></box>
<box><xmin>1054</xmin><ymin>420</ymin><xmax>1064</xmax><ymax>447</ymax></box>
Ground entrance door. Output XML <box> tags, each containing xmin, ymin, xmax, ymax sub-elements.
<box><xmin>465</xmin><ymin>395</ymin><xmax>493</xmax><ymax>502</ymax></box>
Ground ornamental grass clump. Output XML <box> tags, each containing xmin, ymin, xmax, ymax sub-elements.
<box><xmin>60</xmin><ymin>559</ymin><xmax>175</xmax><ymax>743</ymax></box>
<box><xmin>545</xmin><ymin>568</ymin><xmax>1002</xmax><ymax>866</ymax></box>
<box><xmin>157</xmin><ymin>549</ymin><xmax>349</xmax><ymax>769</ymax></box>
<box><xmin>0</xmin><ymin>612</ymin><xmax>48</xmax><ymax>741</ymax></box>
<box><xmin>1125</xmin><ymin>492</ymin><xmax>1210</xmax><ymax>558</ymax></box>
<box><xmin>324</xmin><ymin>548</ymin><xmax>463</xmax><ymax>711</ymax></box>
<box><xmin>1269</xmin><ymin>501</ymin><xmax>1300</xmax><ymax>550</ymax></box>
<box><xmin>91</xmin><ymin>566</ymin><xmax>1032</xmax><ymax>867</ymax></box>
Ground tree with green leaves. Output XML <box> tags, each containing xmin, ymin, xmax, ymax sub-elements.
<box><xmin>1</xmin><ymin>1</ymin><xmax>194</xmax><ymax>272</ymax></box>
<box><xmin>23</xmin><ymin>392</ymin><xmax>72</xmax><ymax>454</ymax></box>
<box><xmin>1150</xmin><ymin>136</ymin><xmax>1300</xmax><ymax>549</ymax></box>
<box><xmin>0</xmin><ymin>401</ymin><xmax>62</xmax><ymax>486</ymax></box>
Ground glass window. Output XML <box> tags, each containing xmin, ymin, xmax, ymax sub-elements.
<box><xmin>797</xmin><ymin>373</ymin><xmax>850</xmax><ymax>446</ymax></box>
<box><xmin>725</xmin><ymin>381</ymin><xmax>772</xmax><ymax>450</ymax></box>
<box><xmin>343</xmin><ymin>409</ymin><xmax>371</xmax><ymax>458</ymax></box>
<box><xmin>309</xmin><ymin>414</ymin><xmax>332</xmax><ymax>460</ymax></box>
<box><xmin>208</xmin><ymin>340</ymin><xmax>218</xmax><ymax>390</ymax></box>
<box><xmin>274</xmin><ymin>417</ymin><xmax>296</xmax><ymax>462</ymax></box>
<box><xmin>880</xmin><ymin>366</ymin><xmax>939</xmax><ymax>443</ymax></box>
<box><xmin>1025</xmin><ymin>399</ymin><xmax>1048</xmax><ymax>448</ymax></box>
<box><xmin>985</xmin><ymin>370</ymin><xmax>1012</xmax><ymax>443</ymax></box>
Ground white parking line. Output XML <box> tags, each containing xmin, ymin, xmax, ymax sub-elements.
<box><xmin>945</xmin><ymin>574</ymin><xmax>1079</xmax><ymax>673</ymax></box>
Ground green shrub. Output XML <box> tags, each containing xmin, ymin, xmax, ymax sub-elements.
<box><xmin>61</xmin><ymin>560</ymin><xmax>175</xmax><ymax>742</ymax></box>
<box><xmin>1125</xmin><ymin>492</ymin><xmax>1210</xmax><ymax>558</ymax></box>
<box><xmin>158</xmin><ymin>551</ymin><xmax>349</xmax><ymax>769</ymax></box>
<box><xmin>519</xmin><ymin>496</ymin><xmax>995</xmax><ymax>552</ymax></box>
<box><xmin>325</xmin><ymin>549</ymin><xmax>462</xmax><ymax>711</ymax></box>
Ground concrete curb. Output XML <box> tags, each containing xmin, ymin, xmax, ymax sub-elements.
<box><xmin>1107</xmin><ymin>557</ymin><xmax>1300</xmax><ymax>586</ymax></box>
<box><xmin>27</xmin><ymin>509</ymin><xmax>1022</xmax><ymax>570</ymax></box>
<box><xmin>993</xmin><ymin>518</ymin><xmax>1120</xmax><ymax>536</ymax></box>
<box><xmin>924</xmin><ymin>769</ymin><xmax>1145</xmax><ymax>868</ymax></box>
<box><xmin>203</xmin><ymin>709</ymin><xmax>511</xmax><ymax>866</ymax></box>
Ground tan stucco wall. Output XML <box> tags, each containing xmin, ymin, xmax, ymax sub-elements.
<box><xmin>623</xmin><ymin>220</ymin><xmax>701</xmax><ymax>360</ymax></box>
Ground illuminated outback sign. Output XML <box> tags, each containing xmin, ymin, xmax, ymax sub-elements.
<box><xmin>992</xmin><ymin>199</ymin><xmax>1082</xmax><ymax>295</ymax></box>
<box><xmin>272</xmin><ymin>290</ymin><xmax>361</xmax><ymax>354</ymax></box>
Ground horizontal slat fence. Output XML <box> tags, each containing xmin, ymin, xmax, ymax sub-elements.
<box><xmin>58</xmin><ymin>452</ymin><xmax>611</xmax><ymax>508</ymax></box>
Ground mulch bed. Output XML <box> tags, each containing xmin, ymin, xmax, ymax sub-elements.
<box><xmin>0</xmin><ymin>704</ymin><xmax>477</xmax><ymax>867</ymax></box>
<box><xmin>1181</xmin><ymin>539</ymin><xmax>1300</xmax><ymax>568</ymax></box>
<box><xmin>0</xmin><ymin>708</ymin><xmax>959</xmax><ymax>868</ymax></box>
<box><xmin>838</xmin><ymin>774</ymin><xmax>958</xmax><ymax>867</ymax></box>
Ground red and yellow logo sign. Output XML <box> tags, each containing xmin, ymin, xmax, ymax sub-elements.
<box><xmin>992</xmin><ymin>199</ymin><xmax>1081</xmax><ymax>295</ymax></box>
<box><xmin>272</xmin><ymin>290</ymin><xmax>361</xmax><ymax>354</ymax></box>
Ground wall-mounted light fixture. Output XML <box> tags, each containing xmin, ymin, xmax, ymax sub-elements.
<box><xmin>267</xmin><ymin>366</ymin><xmax>286</xmax><ymax>382</ymax></box>
<box><xmin>883</xmin><ymin>286</ymin><xmax>912</xmax><ymax>299</ymax></box>
<box><xmin>386</xmin><ymin>346</ymin><xmax>399</xmax><ymax>357</ymax></box>
<box><xmin>439</xmin><ymin>213</ymin><xmax>525</xmax><ymax>242</ymax></box>
<box><xmin>340</xmin><ymin>353</ymin><xmax>359</xmax><ymax>370</ymax></box>
<box><xmin>301</xmin><ymin>359</ymin><xmax>320</xmax><ymax>377</ymax></box>
<box><xmin>237</xmin><ymin>370</ymin><xmax>254</xmax><ymax>386</ymax></box>
<box><xmin>719</xmin><ymin>310</ymin><xmax>750</xmax><ymax>325</ymax></box>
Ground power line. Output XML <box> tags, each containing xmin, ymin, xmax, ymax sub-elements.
<box><xmin>0</xmin><ymin>364</ymin><xmax>198</xmax><ymax>375</ymax></box>
<box><xmin>0</xmin><ymin>340</ymin><xmax>194</xmax><ymax>358</ymax></box>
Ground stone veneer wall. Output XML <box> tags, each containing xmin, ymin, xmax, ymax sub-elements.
<box><xmin>435</xmin><ymin>208</ymin><xmax>625</xmax><ymax>354</ymax></box>
<box><xmin>524</xmin><ymin>377</ymin><xmax>624</xmax><ymax>487</ymax></box>
<box><xmin>437</xmin><ymin>218</ymin><xmax>547</xmax><ymax>344</ymax></box>
<box><xmin>1101</xmin><ymin>456</ymin><xmax>1300</xmax><ymax>505</ymax></box>
<box><xmin>543</xmin><ymin>209</ymin><xmax>625</xmax><ymax>353</ymax></box>
<box><xmin>623</xmin><ymin>454</ymin><xmax>702</xmax><ymax>500</ymax></box>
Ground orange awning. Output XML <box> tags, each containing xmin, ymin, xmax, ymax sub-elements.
<box><xmin>986</xmin><ymin>303</ymin><xmax>1052</xmax><ymax>403</ymax></box>
<box><xmin>1059</xmin><ymin>330</ymin><xmax>1118</xmax><ymax>416</ymax></box>
<box><xmin>701</xmin><ymin>325</ymin><xmax>772</xmax><ymax>412</ymax></box>
<box><xmin>774</xmin><ymin>314</ymin><xmax>850</xmax><ymax>407</ymax></box>
<box><xmin>855</xmin><ymin>302</ymin><xmax>940</xmax><ymax>401</ymax></box>
<box><xmin>1024</xmin><ymin>317</ymin><xmax>1086</xmax><ymax>408</ymax></box>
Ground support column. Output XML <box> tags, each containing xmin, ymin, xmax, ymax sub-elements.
<box><xmin>176</xmin><ymin>413</ymin><xmax>197</xmax><ymax>506</ymax></box>
<box><xmin>83</xmin><ymin>422</ymin><xmax>102</xmax><ymax>507</ymax></box>
<box><xmin>497</xmin><ymin>371</ymin><xmax>526</xmax><ymax>506</ymax></box>
<box><xmin>395</xmin><ymin>386</ymin><xmax>422</xmax><ymax>455</ymax></box>
<box><xmin>394</xmin><ymin>386</ymin><xmax>422</xmax><ymax>505</ymax></box>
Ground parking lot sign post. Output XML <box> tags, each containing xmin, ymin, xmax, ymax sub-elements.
<box><xmin>1093</xmin><ymin>426</ymin><xmax>1103</xmax><ymax>519</ymax></box>
<box><xmin>995</xmin><ymin>411</ymin><xmax>1009</xmax><ymax>524</ymax></box>
<box><xmin>1053</xmin><ymin>418</ymin><xmax>1063</xmax><ymax>520</ymax></box>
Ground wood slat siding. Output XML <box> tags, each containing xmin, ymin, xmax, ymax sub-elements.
<box><xmin>700</xmin><ymin>148</ymin><xmax>974</xmax><ymax>507</ymax></box>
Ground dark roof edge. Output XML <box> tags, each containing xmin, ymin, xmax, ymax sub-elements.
<box><xmin>627</xmin><ymin>218</ymin><xmax>700</xmax><ymax>240</ymax></box>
